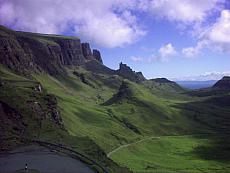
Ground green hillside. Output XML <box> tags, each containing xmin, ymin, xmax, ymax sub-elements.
<box><xmin>111</xmin><ymin>135</ymin><xmax>230</xmax><ymax>173</ymax></box>
<box><xmin>1</xmin><ymin>26</ymin><xmax>230</xmax><ymax>173</ymax></box>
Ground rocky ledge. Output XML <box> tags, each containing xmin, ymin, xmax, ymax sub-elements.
<box><xmin>0</xmin><ymin>25</ymin><xmax>103</xmax><ymax>75</ymax></box>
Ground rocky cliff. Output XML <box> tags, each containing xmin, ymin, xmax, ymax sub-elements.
<box><xmin>93</xmin><ymin>49</ymin><xmax>103</xmax><ymax>64</ymax></box>
<box><xmin>0</xmin><ymin>25</ymin><xmax>147</xmax><ymax>83</ymax></box>
<box><xmin>0</xmin><ymin>25</ymin><xmax>102</xmax><ymax>75</ymax></box>
<box><xmin>117</xmin><ymin>62</ymin><xmax>146</xmax><ymax>83</ymax></box>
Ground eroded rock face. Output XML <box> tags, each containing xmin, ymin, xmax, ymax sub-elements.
<box><xmin>81</xmin><ymin>43</ymin><xmax>94</xmax><ymax>60</ymax></box>
<box><xmin>0</xmin><ymin>26</ymin><xmax>103</xmax><ymax>75</ymax></box>
<box><xmin>93</xmin><ymin>49</ymin><xmax>103</xmax><ymax>64</ymax></box>
<box><xmin>54</xmin><ymin>38</ymin><xmax>85</xmax><ymax>66</ymax></box>
<box><xmin>0</xmin><ymin>35</ymin><xmax>34</xmax><ymax>74</ymax></box>
<box><xmin>16</xmin><ymin>35</ymin><xmax>66</xmax><ymax>75</ymax></box>
<box><xmin>44</xmin><ymin>94</ymin><xmax>63</xmax><ymax>126</ymax></box>
<box><xmin>81</xmin><ymin>43</ymin><xmax>103</xmax><ymax>63</ymax></box>
<box><xmin>117</xmin><ymin>62</ymin><xmax>146</xmax><ymax>83</ymax></box>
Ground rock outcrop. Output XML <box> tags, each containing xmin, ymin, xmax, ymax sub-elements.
<box><xmin>213</xmin><ymin>76</ymin><xmax>230</xmax><ymax>90</ymax></box>
<box><xmin>81</xmin><ymin>43</ymin><xmax>94</xmax><ymax>61</ymax></box>
<box><xmin>93</xmin><ymin>49</ymin><xmax>103</xmax><ymax>64</ymax></box>
<box><xmin>81</xmin><ymin>43</ymin><xmax>103</xmax><ymax>64</ymax></box>
<box><xmin>83</xmin><ymin>61</ymin><xmax>146</xmax><ymax>82</ymax></box>
<box><xmin>117</xmin><ymin>62</ymin><xmax>146</xmax><ymax>83</ymax></box>
<box><xmin>0</xmin><ymin>25</ymin><xmax>103</xmax><ymax>75</ymax></box>
<box><xmin>0</xmin><ymin>25</ymin><xmax>148</xmax><ymax>83</ymax></box>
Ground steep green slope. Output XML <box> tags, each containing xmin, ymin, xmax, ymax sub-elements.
<box><xmin>0</xmin><ymin>66</ymin><xmax>131</xmax><ymax>173</ymax></box>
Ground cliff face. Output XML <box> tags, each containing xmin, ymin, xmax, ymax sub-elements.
<box><xmin>117</xmin><ymin>62</ymin><xmax>146</xmax><ymax>83</ymax></box>
<box><xmin>81</xmin><ymin>43</ymin><xmax>94</xmax><ymax>60</ymax></box>
<box><xmin>93</xmin><ymin>49</ymin><xmax>103</xmax><ymax>64</ymax></box>
<box><xmin>0</xmin><ymin>25</ymin><xmax>102</xmax><ymax>75</ymax></box>
<box><xmin>0</xmin><ymin>25</ymin><xmax>146</xmax><ymax>83</ymax></box>
<box><xmin>54</xmin><ymin>38</ymin><xmax>85</xmax><ymax>66</ymax></box>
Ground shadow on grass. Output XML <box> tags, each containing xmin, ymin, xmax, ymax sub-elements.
<box><xmin>175</xmin><ymin>94</ymin><xmax>230</xmax><ymax>163</ymax></box>
<box><xmin>192</xmin><ymin>136</ymin><xmax>230</xmax><ymax>162</ymax></box>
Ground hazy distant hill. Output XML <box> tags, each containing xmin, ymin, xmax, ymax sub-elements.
<box><xmin>176</xmin><ymin>80</ymin><xmax>217</xmax><ymax>89</ymax></box>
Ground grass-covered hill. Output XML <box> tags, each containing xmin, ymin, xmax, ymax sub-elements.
<box><xmin>1</xmin><ymin>26</ymin><xmax>230</xmax><ymax>173</ymax></box>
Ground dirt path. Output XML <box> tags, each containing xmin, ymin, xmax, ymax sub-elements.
<box><xmin>107</xmin><ymin>133</ymin><xmax>214</xmax><ymax>157</ymax></box>
<box><xmin>107</xmin><ymin>136</ymin><xmax>160</xmax><ymax>157</ymax></box>
<box><xmin>0</xmin><ymin>145</ymin><xmax>94</xmax><ymax>173</ymax></box>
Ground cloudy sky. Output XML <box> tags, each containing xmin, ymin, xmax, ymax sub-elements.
<box><xmin>0</xmin><ymin>0</ymin><xmax>230</xmax><ymax>80</ymax></box>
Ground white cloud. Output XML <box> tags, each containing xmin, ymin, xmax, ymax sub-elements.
<box><xmin>182</xmin><ymin>9</ymin><xmax>230</xmax><ymax>57</ymax></box>
<box><xmin>130</xmin><ymin>43</ymin><xmax>177</xmax><ymax>63</ymax></box>
<box><xmin>173</xmin><ymin>71</ymin><xmax>230</xmax><ymax>81</ymax></box>
<box><xmin>146</xmin><ymin>0</ymin><xmax>224</xmax><ymax>23</ymax></box>
<box><xmin>205</xmin><ymin>9</ymin><xmax>230</xmax><ymax>52</ymax></box>
<box><xmin>0</xmin><ymin>0</ymin><xmax>146</xmax><ymax>48</ymax></box>
<box><xmin>0</xmin><ymin>0</ymin><xmax>227</xmax><ymax>52</ymax></box>
<box><xmin>182</xmin><ymin>40</ymin><xmax>207</xmax><ymax>57</ymax></box>
<box><xmin>159</xmin><ymin>43</ymin><xmax>177</xmax><ymax>61</ymax></box>
<box><xmin>130</xmin><ymin>56</ymin><xmax>143</xmax><ymax>62</ymax></box>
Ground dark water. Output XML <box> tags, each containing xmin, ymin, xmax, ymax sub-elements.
<box><xmin>0</xmin><ymin>146</ymin><xmax>94</xmax><ymax>173</ymax></box>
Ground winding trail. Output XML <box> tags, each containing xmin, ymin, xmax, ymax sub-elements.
<box><xmin>107</xmin><ymin>136</ymin><xmax>160</xmax><ymax>157</ymax></box>
<box><xmin>107</xmin><ymin>133</ymin><xmax>215</xmax><ymax>157</ymax></box>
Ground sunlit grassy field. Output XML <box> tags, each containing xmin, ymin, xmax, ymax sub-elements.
<box><xmin>110</xmin><ymin>135</ymin><xmax>230</xmax><ymax>173</ymax></box>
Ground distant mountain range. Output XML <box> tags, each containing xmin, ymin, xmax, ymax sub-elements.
<box><xmin>176</xmin><ymin>80</ymin><xmax>217</xmax><ymax>89</ymax></box>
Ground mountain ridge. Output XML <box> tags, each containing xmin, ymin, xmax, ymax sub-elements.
<box><xmin>1</xmin><ymin>25</ymin><xmax>230</xmax><ymax>173</ymax></box>
<box><xmin>0</xmin><ymin>25</ymin><xmax>103</xmax><ymax>76</ymax></box>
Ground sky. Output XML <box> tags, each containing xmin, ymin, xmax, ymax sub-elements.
<box><xmin>0</xmin><ymin>0</ymin><xmax>230</xmax><ymax>80</ymax></box>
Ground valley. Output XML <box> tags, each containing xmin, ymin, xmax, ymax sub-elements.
<box><xmin>0</xmin><ymin>26</ymin><xmax>230</xmax><ymax>173</ymax></box>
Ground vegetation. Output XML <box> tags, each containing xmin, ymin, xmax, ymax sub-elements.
<box><xmin>1</xmin><ymin>26</ymin><xmax>230</xmax><ymax>173</ymax></box>
<box><xmin>111</xmin><ymin>135</ymin><xmax>230</xmax><ymax>173</ymax></box>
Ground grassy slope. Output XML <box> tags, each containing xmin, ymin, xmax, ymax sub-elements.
<box><xmin>111</xmin><ymin>135</ymin><xmax>230</xmax><ymax>173</ymax></box>
<box><xmin>34</xmin><ymin>70</ymin><xmax>140</xmax><ymax>152</ymax></box>
<box><xmin>108</xmin><ymin>85</ymin><xmax>230</xmax><ymax>172</ymax></box>
<box><xmin>34</xmin><ymin>69</ymin><xmax>208</xmax><ymax>152</ymax></box>
<box><xmin>1</xmin><ymin>63</ymin><xmax>230</xmax><ymax>173</ymax></box>
<box><xmin>0</xmin><ymin>66</ymin><xmax>131</xmax><ymax>173</ymax></box>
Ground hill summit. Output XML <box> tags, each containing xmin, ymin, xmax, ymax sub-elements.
<box><xmin>213</xmin><ymin>76</ymin><xmax>230</xmax><ymax>90</ymax></box>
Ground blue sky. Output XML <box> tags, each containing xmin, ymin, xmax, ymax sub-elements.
<box><xmin>96</xmin><ymin>4</ymin><xmax>230</xmax><ymax>80</ymax></box>
<box><xmin>0</xmin><ymin>0</ymin><xmax>230</xmax><ymax>80</ymax></box>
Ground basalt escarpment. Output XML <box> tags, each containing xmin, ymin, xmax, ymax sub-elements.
<box><xmin>81</xmin><ymin>43</ymin><xmax>94</xmax><ymax>61</ymax></box>
<box><xmin>0</xmin><ymin>25</ymin><xmax>148</xmax><ymax>84</ymax></box>
<box><xmin>83</xmin><ymin>61</ymin><xmax>146</xmax><ymax>82</ymax></box>
<box><xmin>0</xmin><ymin>25</ymin><xmax>103</xmax><ymax>75</ymax></box>
<box><xmin>117</xmin><ymin>62</ymin><xmax>146</xmax><ymax>83</ymax></box>
<box><xmin>93</xmin><ymin>49</ymin><xmax>103</xmax><ymax>64</ymax></box>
